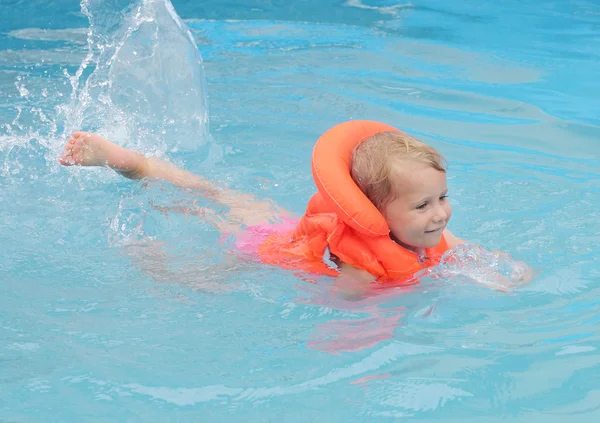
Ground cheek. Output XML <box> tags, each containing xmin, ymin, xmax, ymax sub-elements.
<box><xmin>445</xmin><ymin>203</ymin><xmax>453</xmax><ymax>220</ymax></box>
<box><xmin>387</xmin><ymin>216</ymin><xmax>411</xmax><ymax>236</ymax></box>
<box><xmin>391</xmin><ymin>217</ymin><xmax>422</xmax><ymax>236</ymax></box>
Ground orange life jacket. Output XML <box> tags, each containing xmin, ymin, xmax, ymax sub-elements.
<box><xmin>257</xmin><ymin>120</ymin><xmax>449</xmax><ymax>284</ymax></box>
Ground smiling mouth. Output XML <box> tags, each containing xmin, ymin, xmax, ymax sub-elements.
<box><xmin>425</xmin><ymin>227</ymin><xmax>444</xmax><ymax>234</ymax></box>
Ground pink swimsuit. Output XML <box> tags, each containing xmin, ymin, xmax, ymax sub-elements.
<box><xmin>224</xmin><ymin>216</ymin><xmax>298</xmax><ymax>257</ymax></box>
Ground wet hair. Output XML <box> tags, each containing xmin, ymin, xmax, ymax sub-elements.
<box><xmin>350</xmin><ymin>131</ymin><xmax>447</xmax><ymax>212</ymax></box>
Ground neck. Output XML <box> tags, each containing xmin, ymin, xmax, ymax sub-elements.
<box><xmin>390</xmin><ymin>233</ymin><xmax>424</xmax><ymax>255</ymax></box>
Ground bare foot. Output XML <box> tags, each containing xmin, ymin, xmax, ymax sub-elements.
<box><xmin>59</xmin><ymin>132</ymin><xmax>145</xmax><ymax>176</ymax></box>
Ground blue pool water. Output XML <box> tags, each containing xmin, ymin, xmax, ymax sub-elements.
<box><xmin>1</xmin><ymin>0</ymin><xmax>599</xmax><ymax>421</ymax></box>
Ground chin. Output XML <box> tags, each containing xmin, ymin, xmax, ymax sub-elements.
<box><xmin>422</xmin><ymin>234</ymin><xmax>443</xmax><ymax>248</ymax></box>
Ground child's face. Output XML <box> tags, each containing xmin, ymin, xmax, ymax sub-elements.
<box><xmin>383</xmin><ymin>162</ymin><xmax>451</xmax><ymax>251</ymax></box>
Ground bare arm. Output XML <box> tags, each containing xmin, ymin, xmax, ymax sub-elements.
<box><xmin>443</xmin><ymin>228</ymin><xmax>535</xmax><ymax>286</ymax></box>
<box><xmin>443</xmin><ymin>228</ymin><xmax>464</xmax><ymax>248</ymax></box>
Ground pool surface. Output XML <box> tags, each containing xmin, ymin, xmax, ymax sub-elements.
<box><xmin>1</xmin><ymin>0</ymin><xmax>599</xmax><ymax>421</ymax></box>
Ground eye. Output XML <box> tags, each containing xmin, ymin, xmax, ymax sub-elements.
<box><xmin>439</xmin><ymin>194</ymin><xmax>448</xmax><ymax>201</ymax></box>
<box><xmin>416</xmin><ymin>202</ymin><xmax>427</xmax><ymax>210</ymax></box>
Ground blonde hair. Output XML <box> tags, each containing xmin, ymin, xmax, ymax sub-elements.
<box><xmin>351</xmin><ymin>131</ymin><xmax>447</xmax><ymax>211</ymax></box>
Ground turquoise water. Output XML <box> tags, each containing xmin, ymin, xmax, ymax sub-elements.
<box><xmin>1</xmin><ymin>0</ymin><xmax>600</xmax><ymax>421</ymax></box>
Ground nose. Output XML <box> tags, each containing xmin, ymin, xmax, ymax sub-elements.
<box><xmin>432</xmin><ymin>204</ymin><xmax>448</xmax><ymax>223</ymax></box>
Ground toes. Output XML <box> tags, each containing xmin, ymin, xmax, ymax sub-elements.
<box><xmin>62</xmin><ymin>138</ymin><xmax>74</xmax><ymax>153</ymax></box>
<box><xmin>71</xmin><ymin>131</ymin><xmax>89</xmax><ymax>139</ymax></box>
<box><xmin>58</xmin><ymin>151</ymin><xmax>75</xmax><ymax>165</ymax></box>
<box><xmin>60</xmin><ymin>131</ymin><xmax>90</xmax><ymax>166</ymax></box>
<box><xmin>59</xmin><ymin>141</ymin><xmax>74</xmax><ymax>166</ymax></box>
<box><xmin>58</xmin><ymin>156</ymin><xmax>74</xmax><ymax>166</ymax></box>
<box><xmin>71</xmin><ymin>138</ymin><xmax>83</xmax><ymax>154</ymax></box>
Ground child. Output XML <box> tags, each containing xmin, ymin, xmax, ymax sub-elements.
<box><xmin>59</xmin><ymin>120</ymin><xmax>533</xmax><ymax>288</ymax></box>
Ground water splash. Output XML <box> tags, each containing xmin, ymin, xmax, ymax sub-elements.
<box><xmin>58</xmin><ymin>0</ymin><xmax>209</xmax><ymax>155</ymax></box>
<box><xmin>418</xmin><ymin>243</ymin><xmax>533</xmax><ymax>291</ymax></box>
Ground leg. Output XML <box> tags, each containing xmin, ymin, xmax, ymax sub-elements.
<box><xmin>59</xmin><ymin>132</ymin><xmax>295</xmax><ymax>229</ymax></box>
<box><xmin>123</xmin><ymin>239</ymin><xmax>239</xmax><ymax>293</ymax></box>
<box><xmin>59</xmin><ymin>132</ymin><xmax>146</xmax><ymax>179</ymax></box>
<box><xmin>59</xmin><ymin>132</ymin><xmax>227</xmax><ymax>198</ymax></box>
